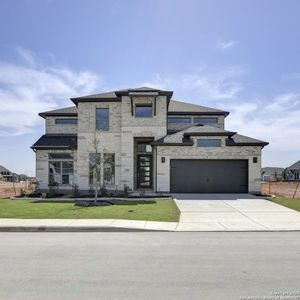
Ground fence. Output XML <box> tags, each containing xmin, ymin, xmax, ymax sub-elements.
<box><xmin>261</xmin><ymin>181</ymin><xmax>300</xmax><ymax>198</ymax></box>
<box><xmin>0</xmin><ymin>181</ymin><xmax>36</xmax><ymax>199</ymax></box>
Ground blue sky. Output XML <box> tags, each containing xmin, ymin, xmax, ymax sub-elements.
<box><xmin>0</xmin><ymin>0</ymin><xmax>300</xmax><ymax>175</ymax></box>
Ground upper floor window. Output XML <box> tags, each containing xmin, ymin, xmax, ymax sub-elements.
<box><xmin>193</xmin><ymin>117</ymin><xmax>218</xmax><ymax>124</ymax></box>
<box><xmin>168</xmin><ymin>117</ymin><xmax>191</xmax><ymax>123</ymax></box>
<box><xmin>55</xmin><ymin>118</ymin><xmax>78</xmax><ymax>125</ymax></box>
<box><xmin>197</xmin><ymin>139</ymin><xmax>222</xmax><ymax>147</ymax></box>
<box><xmin>96</xmin><ymin>108</ymin><xmax>109</xmax><ymax>131</ymax></box>
<box><xmin>135</xmin><ymin>104</ymin><xmax>153</xmax><ymax>118</ymax></box>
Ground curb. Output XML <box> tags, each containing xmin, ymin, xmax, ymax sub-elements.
<box><xmin>0</xmin><ymin>226</ymin><xmax>157</xmax><ymax>232</ymax></box>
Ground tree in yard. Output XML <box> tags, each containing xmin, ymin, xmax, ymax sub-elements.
<box><xmin>90</xmin><ymin>133</ymin><xmax>102</xmax><ymax>202</ymax></box>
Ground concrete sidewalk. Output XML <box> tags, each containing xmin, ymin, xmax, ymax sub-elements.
<box><xmin>0</xmin><ymin>218</ymin><xmax>178</xmax><ymax>232</ymax></box>
<box><xmin>174</xmin><ymin>193</ymin><xmax>300</xmax><ymax>231</ymax></box>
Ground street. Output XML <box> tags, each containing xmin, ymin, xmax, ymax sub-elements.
<box><xmin>0</xmin><ymin>232</ymin><xmax>300</xmax><ymax>300</ymax></box>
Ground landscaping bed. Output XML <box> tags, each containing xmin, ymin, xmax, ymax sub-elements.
<box><xmin>0</xmin><ymin>198</ymin><xmax>180</xmax><ymax>222</ymax></box>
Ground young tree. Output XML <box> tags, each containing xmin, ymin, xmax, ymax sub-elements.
<box><xmin>91</xmin><ymin>133</ymin><xmax>102</xmax><ymax>202</ymax></box>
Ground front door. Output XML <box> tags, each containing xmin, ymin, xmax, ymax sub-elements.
<box><xmin>137</xmin><ymin>155</ymin><xmax>152</xmax><ymax>188</ymax></box>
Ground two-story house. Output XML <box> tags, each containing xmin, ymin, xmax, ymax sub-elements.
<box><xmin>31</xmin><ymin>87</ymin><xmax>268</xmax><ymax>194</ymax></box>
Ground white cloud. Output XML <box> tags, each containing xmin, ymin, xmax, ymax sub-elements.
<box><xmin>0</xmin><ymin>48</ymin><xmax>103</xmax><ymax>136</ymax></box>
<box><xmin>142</xmin><ymin>66</ymin><xmax>244</xmax><ymax>100</ymax></box>
<box><xmin>215</xmin><ymin>39</ymin><xmax>237</xmax><ymax>50</ymax></box>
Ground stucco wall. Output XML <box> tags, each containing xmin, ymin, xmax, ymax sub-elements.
<box><xmin>156</xmin><ymin>138</ymin><xmax>262</xmax><ymax>193</ymax></box>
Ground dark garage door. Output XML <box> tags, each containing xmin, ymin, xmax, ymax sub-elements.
<box><xmin>170</xmin><ymin>159</ymin><xmax>248</xmax><ymax>193</ymax></box>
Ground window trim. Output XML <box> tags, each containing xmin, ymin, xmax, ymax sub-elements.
<box><xmin>96</xmin><ymin>108</ymin><xmax>109</xmax><ymax>131</ymax></box>
<box><xmin>197</xmin><ymin>139</ymin><xmax>222</xmax><ymax>147</ymax></box>
<box><xmin>135</xmin><ymin>104</ymin><xmax>153</xmax><ymax>118</ymax></box>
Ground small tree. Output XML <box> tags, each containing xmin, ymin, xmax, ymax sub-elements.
<box><xmin>91</xmin><ymin>133</ymin><xmax>102</xmax><ymax>202</ymax></box>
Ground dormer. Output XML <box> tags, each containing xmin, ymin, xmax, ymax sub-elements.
<box><xmin>39</xmin><ymin>106</ymin><xmax>78</xmax><ymax>134</ymax></box>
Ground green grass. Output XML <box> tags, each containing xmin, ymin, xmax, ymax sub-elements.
<box><xmin>0</xmin><ymin>199</ymin><xmax>180</xmax><ymax>222</ymax></box>
<box><xmin>271</xmin><ymin>197</ymin><xmax>300</xmax><ymax>212</ymax></box>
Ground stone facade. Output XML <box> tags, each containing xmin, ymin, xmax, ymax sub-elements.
<box><xmin>46</xmin><ymin>117</ymin><xmax>77</xmax><ymax>134</ymax></box>
<box><xmin>36</xmin><ymin>149</ymin><xmax>77</xmax><ymax>190</ymax></box>
<box><xmin>168</xmin><ymin>115</ymin><xmax>224</xmax><ymax>131</ymax></box>
<box><xmin>156</xmin><ymin>138</ymin><xmax>261</xmax><ymax>193</ymax></box>
<box><xmin>34</xmin><ymin>88</ymin><xmax>266</xmax><ymax>194</ymax></box>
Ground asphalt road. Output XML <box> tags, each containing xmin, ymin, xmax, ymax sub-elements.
<box><xmin>0</xmin><ymin>232</ymin><xmax>300</xmax><ymax>300</ymax></box>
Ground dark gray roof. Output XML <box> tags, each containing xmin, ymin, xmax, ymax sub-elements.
<box><xmin>226</xmin><ymin>134</ymin><xmax>269</xmax><ymax>147</ymax></box>
<box><xmin>31</xmin><ymin>134</ymin><xmax>77</xmax><ymax>150</ymax></box>
<box><xmin>70</xmin><ymin>87</ymin><xmax>173</xmax><ymax>104</ymax></box>
<box><xmin>168</xmin><ymin>100</ymin><xmax>229</xmax><ymax>116</ymax></box>
<box><xmin>261</xmin><ymin>167</ymin><xmax>285</xmax><ymax>175</ymax></box>
<box><xmin>154</xmin><ymin>125</ymin><xmax>236</xmax><ymax>145</ymax></box>
<box><xmin>39</xmin><ymin>106</ymin><xmax>77</xmax><ymax>118</ymax></box>
<box><xmin>0</xmin><ymin>165</ymin><xmax>12</xmax><ymax>173</ymax></box>
<box><xmin>154</xmin><ymin>127</ymin><xmax>268</xmax><ymax>147</ymax></box>
<box><xmin>287</xmin><ymin>160</ymin><xmax>300</xmax><ymax>170</ymax></box>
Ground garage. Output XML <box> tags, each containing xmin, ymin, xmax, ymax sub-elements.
<box><xmin>170</xmin><ymin>159</ymin><xmax>248</xmax><ymax>193</ymax></box>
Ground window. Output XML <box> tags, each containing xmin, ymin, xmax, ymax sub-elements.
<box><xmin>295</xmin><ymin>172</ymin><xmax>300</xmax><ymax>180</ymax></box>
<box><xmin>49</xmin><ymin>161</ymin><xmax>74</xmax><ymax>185</ymax></box>
<box><xmin>104</xmin><ymin>154</ymin><xmax>115</xmax><ymax>185</ymax></box>
<box><xmin>197</xmin><ymin>139</ymin><xmax>222</xmax><ymax>147</ymax></box>
<box><xmin>193</xmin><ymin>117</ymin><xmax>218</xmax><ymax>124</ymax></box>
<box><xmin>137</xmin><ymin>143</ymin><xmax>152</xmax><ymax>153</ymax></box>
<box><xmin>96</xmin><ymin>108</ymin><xmax>109</xmax><ymax>130</ymax></box>
<box><xmin>135</xmin><ymin>105</ymin><xmax>153</xmax><ymax>118</ymax></box>
<box><xmin>89</xmin><ymin>153</ymin><xmax>101</xmax><ymax>185</ymax></box>
<box><xmin>55</xmin><ymin>119</ymin><xmax>78</xmax><ymax>125</ymax></box>
<box><xmin>168</xmin><ymin>117</ymin><xmax>191</xmax><ymax>123</ymax></box>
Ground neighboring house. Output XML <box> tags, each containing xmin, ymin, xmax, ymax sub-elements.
<box><xmin>31</xmin><ymin>87</ymin><xmax>268</xmax><ymax>194</ymax></box>
<box><xmin>0</xmin><ymin>165</ymin><xmax>14</xmax><ymax>182</ymax></box>
<box><xmin>283</xmin><ymin>160</ymin><xmax>300</xmax><ymax>181</ymax></box>
<box><xmin>261</xmin><ymin>167</ymin><xmax>284</xmax><ymax>182</ymax></box>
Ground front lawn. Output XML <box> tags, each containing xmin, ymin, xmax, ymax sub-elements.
<box><xmin>270</xmin><ymin>197</ymin><xmax>300</xmax><ymax>212</ymax></box>
<box><xmin>0</xmin><ymin>199</ymin><xmax>180</xmax><ymax>222</ymax></box>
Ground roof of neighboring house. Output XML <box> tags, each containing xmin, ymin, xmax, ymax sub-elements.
<box><xmin>153</xmin><ymin>126</ymin><xmax>268</xmax><ymax>147</ymax></box>
<box><xmin>39</xmin><ymin>106</ymin><xmax>78</xmax><ymax>118</ymax></box>
<box><xmin>287</xmin><ymin>160</ymin><xmax>300</xmax><ymax>170</ymax></box>
<box><xmin>70</xmin><ymin>87</ymin><xmax>173</xmax><ymax>104</ymax></box>
<box><xmin>261</xmin><ymin>167</ymin><xmax>285</xmax><ymax>175</ymax></box>
<box><xmin>0</xmin><ymin>165</ymin><xmax>12</xmax><ymax>173</ymax></box>
<box><xmin>31</xmin><ymin>134</ymin><xmax>77</xmax><ymax>150</ymax></box>
<box><xmin>168</xmin><ymin>100</ymin><xmax>229</xmax><ymax>116</ymax></box>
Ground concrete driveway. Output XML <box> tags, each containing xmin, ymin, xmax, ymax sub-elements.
<box><xmin>173</xmin><ymin>194</ymin><xmax>300</xmax><ymax>231</ymax></box>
